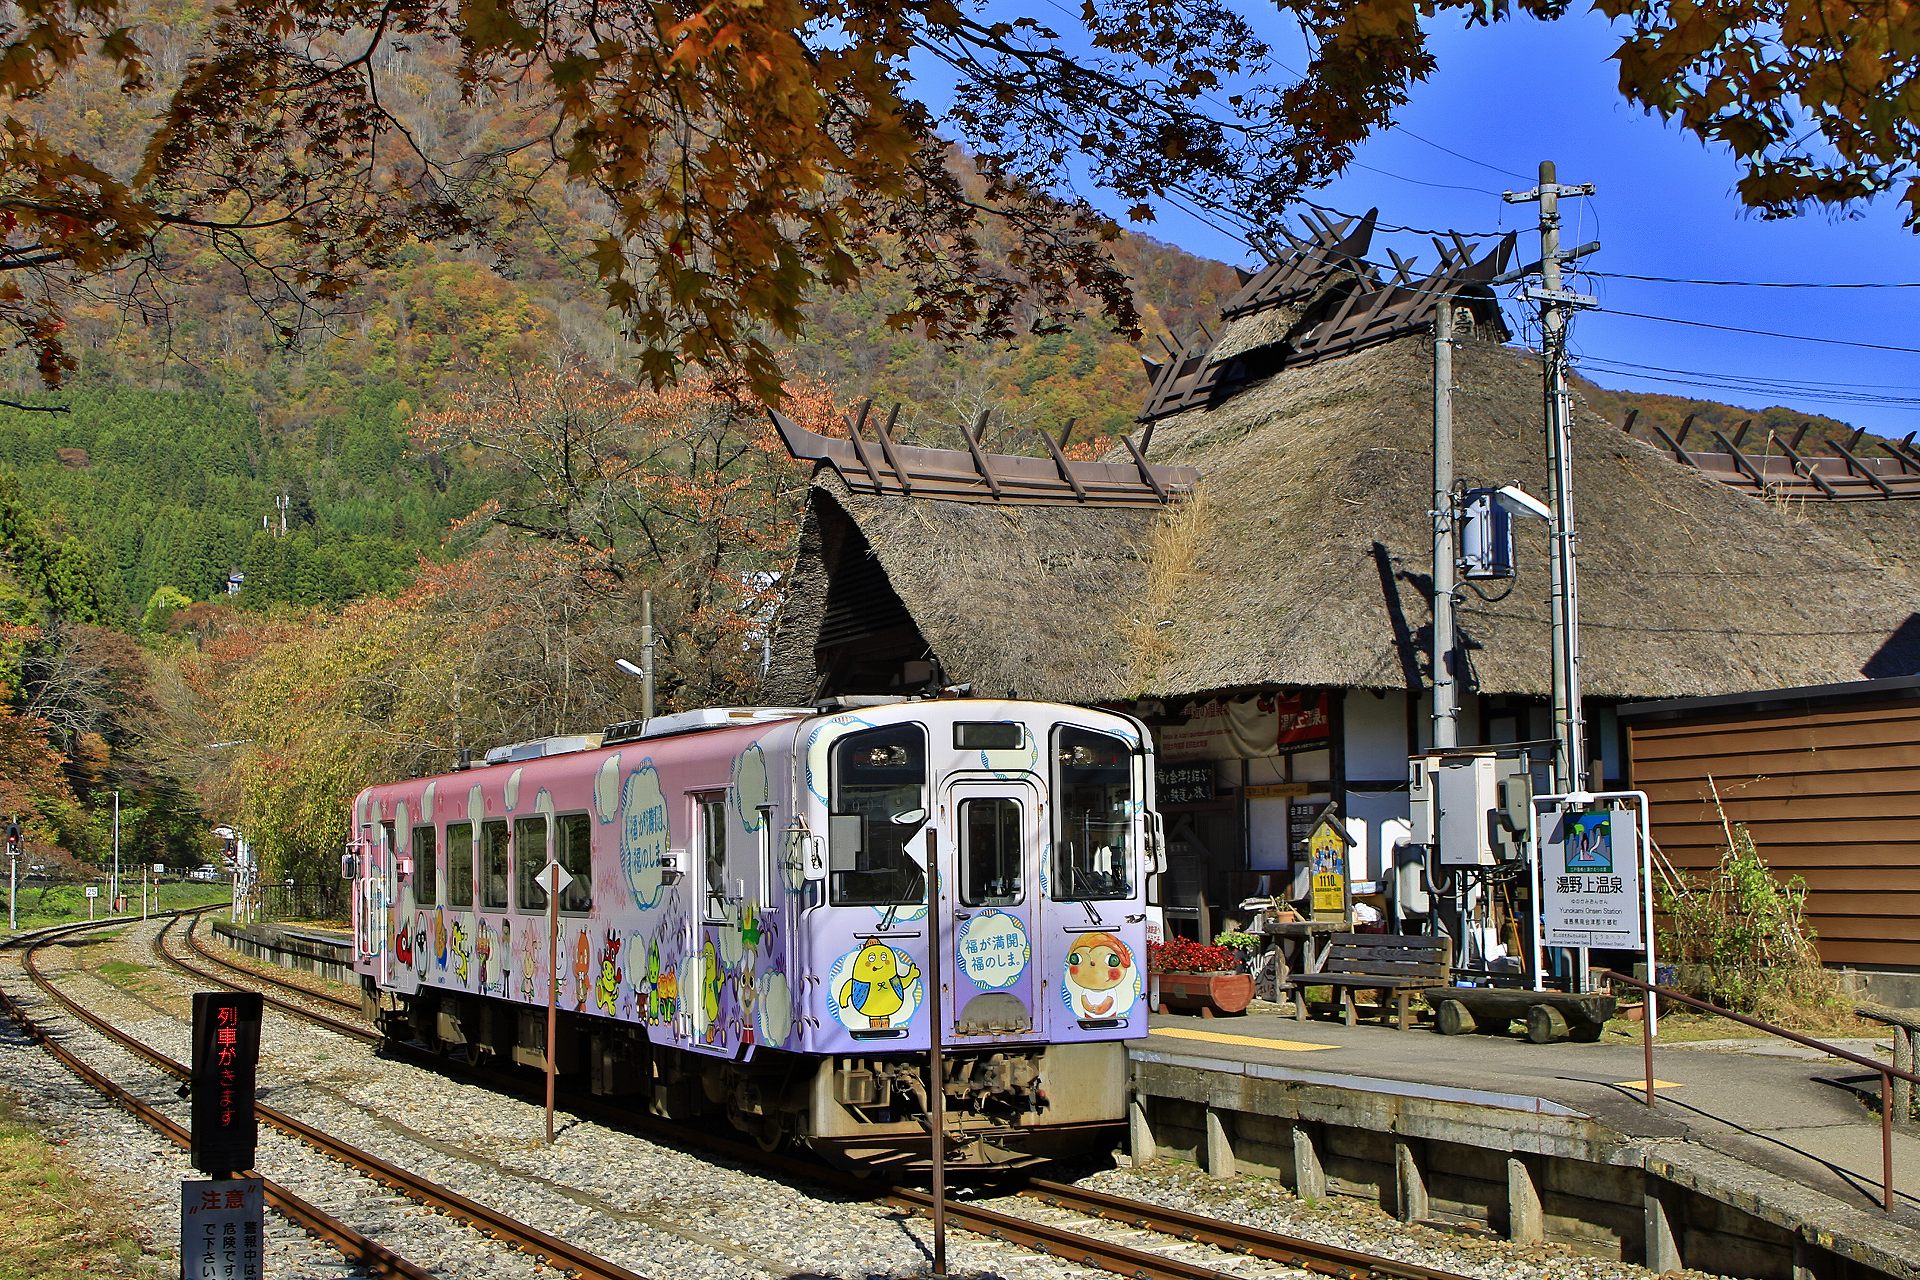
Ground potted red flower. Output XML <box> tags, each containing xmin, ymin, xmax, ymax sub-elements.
<box><xmin>1148</xmin><ymin>937</ymin><xmax>1254</xmax><ymax>1017</ymax></box>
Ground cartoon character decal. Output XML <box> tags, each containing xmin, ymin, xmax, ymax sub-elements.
<box><xmin>450</xmin><ymin>921</ymin><xmax>472</xmax><ymax>984</ymax></box>
<box><xmin>476</xmin><ymin>921</ymin><xmax>495</xmax><ymax>995</ymax></box>
<box><xmin>395</xmin><ymin>913</ymin><xmax>414</xmax><ymax>969</ymax></box>
<box><xmin>433</xmin><ymin>907</ymin><xmax>448</xmax><ymax>970</ymax></box>
<box><xmin>830</xmin><ymin>939</ymin><xmax>923</xmax><ymax>1031</ymax></box>
<box><xmin>1061</xmin><ymin>931</ymin><xmax>1141</xmax><ymax>1022</ymax></box>
<box><xmin>413</xmin><ymin>919</ymin><xmax>429</xmax><ymax>978</ymax></box>
<box><xmin>572</xmin><ymin>928</ymin><xmax>591</xmax><ymax>1011</ymax></box>
<box><xmin>700</xmin><ymin>937</ymin><xmax>724</xmax><ymax>1043</ymax></box>
<box><xmin>594</xmin><ymin>931</ymin><xmax>623</xmax><ymax>1015</ymax></box>
<box><xmin>515</xmin><ymin>923</ymin><xmax>540</xmax><ymax>1002</ymax></box>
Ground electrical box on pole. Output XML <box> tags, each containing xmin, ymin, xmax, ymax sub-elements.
<box><xmin>1457</xmin><ymin>488</ymin><xmax>1516</xmax><ymax>580</ymax></box>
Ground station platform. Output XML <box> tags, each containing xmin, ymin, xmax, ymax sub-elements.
<box><xmin>1126</xmin><ymin>1003</ymin><xmax>1920</xmax><ymax>1279</ymax></box>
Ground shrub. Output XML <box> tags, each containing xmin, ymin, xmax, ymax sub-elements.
<box><xmin>1657</xmin><ymin>789</ymin><xmax>1845</xmax><ymax>1020</ymax></box>
<box><xmin>1149</xmin><ymin>937</ymin><xmax>1240</xmax><ymax>973</ymax></box>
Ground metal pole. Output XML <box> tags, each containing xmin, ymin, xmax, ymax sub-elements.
<box><xmin>112</xmin><ymin>790</ymin><xmax>120</xmax><ymax>911</ymax></box>
<box><xmin>1643</xmin><ymin>1001</ymin><xmax>1654</xmax><ymax>1108</ymax></box>
<box><xmin>1536</xmin><ymin>160</ymin><xmax>1587</xmax><ymax>795</ymax></box>
<box><xmin>1431</xmin><ymin>299</ymin><xmax>1458</xmax><ymax>751</ymax></box>
<box><xmin>640</xmin><ymin>590</ymin><xmax>656</xmax><ymax>722</ymax></box>
<box><xmin>925</xmin><ymin>831</ymin><xmax>947</xmax><ymax>1279</ymax></box>
<box><xmin>546</xmin><ymin>867</ymin><xmax>559</xmax><ymax>1145</ymax></box>
<box><xmin>143</xmin><ymin>864</ymin><xmax>149</xmax><ymax>921</ymax></box>
<box><xmin>1882</xmin><ymin>1071</ymin><xmax>1895</xmax><ymax>1212</ymax></box>
<box><xmin>7</xmin><ymin>851</ymin><xmax>15</xmax><ymax>932</ymax></box>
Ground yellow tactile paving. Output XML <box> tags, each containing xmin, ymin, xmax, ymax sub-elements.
<box><xmin>1149</xmin><ymin>1026</ymin><xmax>1338</xmax><ymax>1052</ymax></box>
<box><xmin>1612</xmin><ymin>1079</ymin><xmax>1685</xmax><ymax>1090</ymax></box>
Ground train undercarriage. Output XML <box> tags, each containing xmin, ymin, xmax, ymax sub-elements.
<box><xmin>369</xmin><ymin>984</ymin><xmax>1127</xmax><ymax>1172</ymax></box>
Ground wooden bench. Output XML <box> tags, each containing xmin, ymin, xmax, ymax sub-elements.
<box><xmin>1857</xmin><ymin>1003</ymin><xmax>1919</xmax><ymax>1124</ymax></box>
<box><xmin>1287</xmin><ymin>933</ymin><xmax>1452</xmax><ymax>1031</ymax></box>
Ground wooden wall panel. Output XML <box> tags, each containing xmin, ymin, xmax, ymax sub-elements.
<box><xmin>1628</xmin><ymin>696</ymin><xmax>1920</xmax><ymax>970</ymax></box>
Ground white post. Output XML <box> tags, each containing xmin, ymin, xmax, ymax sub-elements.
<box><xmin>1634</xmin><ymin>790</ymin><xmax>1658</xmax><ymax>1038</ymax></box>
<box><xmin>112</xmin><ymin>790</ymin><xmax>120</xmax><ymax>912</ymax></box>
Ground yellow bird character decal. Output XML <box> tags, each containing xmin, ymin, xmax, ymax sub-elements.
<box><xmin>836</xmin><ymin>940</ymin><xmax>921</xmax><ymax>1030</ymax></box>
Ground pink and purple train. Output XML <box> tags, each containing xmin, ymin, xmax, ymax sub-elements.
<box><xmin>345</xmin><ymin>695</ymin><xmax>1163</xmax><ymax>1168</ymax></box>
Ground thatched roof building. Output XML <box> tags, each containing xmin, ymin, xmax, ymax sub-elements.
<box><xmin>763</xmin><ymin>211</ymin><xmax>1920</xmax><ymax>948</ymax></box>
<box><xmin>766</xmin><ymin>334</ymin><xmax>1920</xmax><ymax>707</ymax></box>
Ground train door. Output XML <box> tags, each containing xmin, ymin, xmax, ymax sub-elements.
<box><xmin>940</xmin><ymin>778</ymin><xmax>1045</xmax><ymax>1043</ymax></box>
<box><xmin>353</xmin><ymin>818</ymin><xmax>394</xmax><ymax>986</ymax></box>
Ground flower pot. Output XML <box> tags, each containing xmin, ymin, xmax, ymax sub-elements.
<box><xmin>1153</xmin><ymin>970</ymin><xmax>1254</xmax><ymax>1018</ymax></box>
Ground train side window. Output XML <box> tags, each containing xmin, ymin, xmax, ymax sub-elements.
<box><xmin>556</xmin><ymin>813</ymin><xmax>593</xmax><ymax>913</ymax></box>
<box><xmin>1052</xmin><ymin>726</ymin><xmax>1137</xmax><ymax>901</ymax></box>
<box><xmin>413</xmin><ymin>825</ymin><xmax>437</xmax><ymax>905</ymax></box>
<box><xmin>513</xmin><ymin>815</ymin><xmax>549</xmax><ymax>912</ymax></box>
<box><xmin>698</xmin><ymin>794</ymin><xmax>727</xmax><ymax>920</ymax></box>
<box><xmin>481</xmin><ymin>818</ymin><xmax>510</xmax><ymax>910</ymax></box>
<box><xmin>828</xmin><ymin>723</ymin><xmax>927</xmax><ymax>907</ymax></box>
<box><xmin>960</xmin><ymin>797</ymin><xmax>1023</xmax><ymax>906</ymax></box>
<box><xmin>380</xmin><ymin>821</ymin><xmax>396</xmax><ymax>856</ymax></box>
<box><xmin>446</xmin><ymin>822</ymin><xmax>473</xmax><ymax>907</ymax></box>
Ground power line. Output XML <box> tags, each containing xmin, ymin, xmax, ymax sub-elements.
<box><xmin>1577</xmin><ymin>355</ymin><xmax>1920</xmax><ymax>394</ymax></box>
<box><xmin>1592</xmin><ymin>271</ymin><xmax>1920</xmax><ymax>289</ymax></box>
<box><xmin>1600</xmin><ymin>307</ymin><xmax>1920</xmax><ymax>357</ymax></box>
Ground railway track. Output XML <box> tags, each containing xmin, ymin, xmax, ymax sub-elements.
<box><xmin>9</xmin><ymin>913</ymin><xmax>653</xmax><ymax>1280</ymax></box>
<box><xmin>158</xmin><ymin>913</ymin><xmax>1479</xmax><ymax>1280</ymax></box>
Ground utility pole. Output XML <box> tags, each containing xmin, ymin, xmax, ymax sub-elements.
<box><xmin>640</xmin><ymin>590</ymin><xmax>656</xmax><ymax>722</ymax></box>
<box><xmin>1431</xmin><ymin>300</ymin><xmax>1458</xmax><ymax>751</ymax></box>
<box><xmin>1503</xmin><ymin>161</ymin><xmax>1598</xmax><ymax>794</ymax></box>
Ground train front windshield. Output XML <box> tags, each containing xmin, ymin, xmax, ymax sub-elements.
<box><xmin>828</xmin><ymin>723</ymin><xmax>928</xmax><ymax>906</ymax></box>
<box><xmin>1053</xmin><ymin>725</ymin><xmax>1137</xmax><ymax>900</ymax></box>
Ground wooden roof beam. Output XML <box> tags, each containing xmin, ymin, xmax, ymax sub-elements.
<box><xmin>1649</xmin><ymin>421</ymin><xmax>1697</xmax><ymax>468</ymax></box>
<box><xmin>1119</xmin><ymin>432</ymin><xmax>1170</xmax><ymax>502</ymax></box>
<box><xmin>1711</xmin><ymin>427</ymin><xmax>1775</xmax><ymax>495</ymax></box>
<box><xmin>958</xmin><ymin>410</ymin><xmax>1002</xmax><ymax>499</ymax></box>
<box><xmin>1032</xmin><ymin>422</ymin><xmax>1087</xmax><ymax>502</ymax></box>
<box><xmin>1828</xmin><ymin>435</ymin><xmax>1896</xmax><ymax>496</ymax></box>
<box><xmin>1773</xmin><ymin>432</ymin><xmax>1840</xmax><ymax>498</ymax></box>
<box><xmin>843</xmin><ymin>400</ymin><xmax>886</xmax><ymax>490</ymax></box>
<box><xmin>872</xmin><ymin>404</ymin><xmax>912</xmax><ymax>495</ymax></box>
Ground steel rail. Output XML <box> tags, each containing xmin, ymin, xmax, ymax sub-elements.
<box><xmin>146</xmin><ymin>914</ymin><xmax>1481</xmax><ymax>1280</ymax></box>
<box><xmin>0</xmin><ymin>917</ymin><xmax>433</xmax><ymax>1280</ymax></box>
<box><xmin>152</xmin><ymin>914</ymin><xmax>374</xmax><ymax>1043</ymax></box>
<box><xmin>25</xmin><ymin>916</ymin><xmax>654</xmax><ymax>1280</ymax></box>
<box><xmin>1018</xmin><ymin>1179</ymin><xmax>1471</xmax><ymax>1280</ymax></box>
<box><xmin>183</xmin><ymin>914</ymin><xmax>362</xmax><ymax>1013</ymax></box>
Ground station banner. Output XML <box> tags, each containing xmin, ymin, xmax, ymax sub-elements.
<box><xmin>1157</xmin><ymin>691</ymin><xmax>1330</xmax><ymax>761</ymax></box>
<box><xmin>1539</xmin><ymin>803</ymin><xmax>1644</xmax><ymax>949</ymax></box>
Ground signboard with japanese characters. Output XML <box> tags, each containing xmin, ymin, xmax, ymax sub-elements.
<box><xmin>181</xmin><ymin>1176</ymin><xmax>264</xmax><ymax>1280</ymax></box>
<box><xmin>1307</xmin><ymin>807</ymin><xmax>1353</xmax><ymax>920</ymax></box>
<box><xmin>1154</xmin><ymin>763</ymin><xmax>1216</xmax><ymax>806</ymax></box>
<box><xmin>1540</xmin><ymin>803</ymin><xmax>1644</xmax><ymax>949</ymax></box>
<box><xmin>190</xmin><ymin>991</ymin><xmax>263</xmax><ymax>1176</ymax></box>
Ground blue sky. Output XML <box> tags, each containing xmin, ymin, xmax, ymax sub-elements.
<box><xmin>925</xmin><ymin>6</ymin><xmax>1920</xmax><ymax>438</ymax></box>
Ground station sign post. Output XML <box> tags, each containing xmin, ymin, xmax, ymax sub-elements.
<box><xmin>185</xmin><ymin>991</ymin><xmax>265</xmax><ymax>1280</ymax></box>
<box><xmin>1529</xmin><ymin>790</ymin><xmax>1656</xmax><ymax>1035</ymax></box>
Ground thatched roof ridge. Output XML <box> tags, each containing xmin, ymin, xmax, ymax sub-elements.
<box><xmin>769</xmin><ymin>333</ymin><xmax>1920</xmax><ymax>705</ymax></box>
<box><xmin>1132</xmin><ymin>336</ymin><xmax>1920</xmax><ymax>700</ymax></box>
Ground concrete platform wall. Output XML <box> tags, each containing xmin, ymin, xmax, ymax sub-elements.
<box><xmin>1131</xmin><ymin>1056</ymin><xmax>1904</xmax><ymax>1280</ymax></box>
<box><xmin>212</xmin><ymin>919</ymin><xmax>355</xmax><ymax>984</ymax></box>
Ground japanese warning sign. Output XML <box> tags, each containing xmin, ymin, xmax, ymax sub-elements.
<box><xmin>1539</xmin><ymin>802</ymin><xmax>1644</xmax><ymax>949</ymax></box>
<box><xmin>191</xmin><ymin>991</ymin><xmax>263</xmax><ymax>1176</ymax></box>
<box><xmin>180</xmin><ymin>1176</ymin><xmax>264</xmax><ymax>1280</ymax></box>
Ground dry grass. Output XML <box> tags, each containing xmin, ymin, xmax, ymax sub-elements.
<box><xmin>1123</xmin><ymin>482</ymin><xmax>1214</xmax><ymax>693</ymax></box>
<box><xmin>0</xmin><ymin>1097</ymin><xmax>165</xmax><ymax>1279</ymax></box>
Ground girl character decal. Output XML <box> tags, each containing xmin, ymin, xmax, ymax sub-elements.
<box><xmin>1062</xmin><ymin>931</ymin><xmax>1140</xmax><ymax>1021</ymax></box>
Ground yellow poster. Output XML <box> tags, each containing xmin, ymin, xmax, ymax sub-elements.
<box><xmin>1308</xmin><ymin>819</ymin><xmax>1348</xmax><ymax>918</ymax></box>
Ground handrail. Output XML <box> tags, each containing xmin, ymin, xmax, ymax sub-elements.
<box><xmin>1600</xmin><ymin>968</ymin><xmax>1914</xmax><ymax>1211</ymax></box>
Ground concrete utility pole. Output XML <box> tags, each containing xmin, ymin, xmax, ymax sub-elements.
<box><xmin>640</xmin><ymin>590</ymin><xmax>656</xmax><ymax>722</ymax></box>
<box><xmin>1503</xmin><ymin>161</ymin><xmax>1598</xmax><ymax>793</ymax></box>
<box><xmin>1431</xmin><ymin>300</ymin><xmax>1458</xmax><ymax>751</ymax></box>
